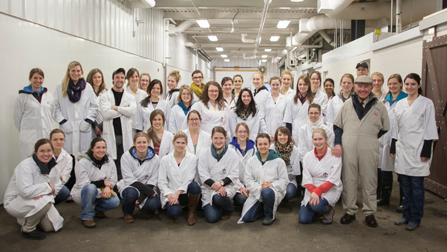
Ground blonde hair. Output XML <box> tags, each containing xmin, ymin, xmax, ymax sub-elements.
<box><xmin>371</xmin><ymin>72</ymin><xmax>384</xmax><ymax>82</ymax></box>
<box><xmin>173</xmin><ymin>131</ymin><xmax>188</xmax><ymax>143</ymax></box>
<box><xmin>62</xmin><ymin>61</ymin><xmax>84</xmax><ymax>98</ymax></box>
<box><xmin>177</xmin><ymin>84</ymin><xmax>193</xmax><ymax>103</ymax></box>
<box><xmin>139</xmin><ymin>73</ymin><xmax>151</xmax><ymax>90</ymax></box>
<box><xmin>281</xmin><ymin>69</ymin><xmax>293</xmax><ymax>79</ymax></box>
<box><xmin>169</xmin><ymin>70</ymin><xmax>181</xmax><ymax>83</ymax></box>
<box><xmin>312</xmin><ymin>128</ymin><xmax>333</xmax><ymax>155</ymax></box>
<box><xmin>235</xmin><ymin>122</ymin><xmax>250</xmax><ymax>138</ymax></box>
<box><xmin>253</xmin><ymin>71</ymin><xmax>264</xmax><ymax>82</ymax></box>
<box><xmin>133</xmin><ymin>132</ymin><xmax>150</xmax><ymax>143</ymax></box>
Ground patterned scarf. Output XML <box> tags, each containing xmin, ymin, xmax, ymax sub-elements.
<box><xmin>239</xmin><ymin>109</ymin><xmax>251</xmax><ymax>120</ymax></box>
<box><xmin>191</xmin><ymin>82</ymin><xmax>205</xmax><ymax>98</ymax></box>
<box><xmin>298</xmin><ymin>92</ymin><xmax>307</xmax><ymax>104</ymax></box>
<box><xmin>67</xmin><ymin>78</ymin><xmax>86</xmax><ymax>103</ymax></box>
<box><xmin>307</xmin><ymin>117</ymin><xmax>324</xmax><ymax>131</ymax></box>
<box><xmin>275</xmin><ymin>141</ymin><xmax>294</xmax><ymax>166</ymax></box>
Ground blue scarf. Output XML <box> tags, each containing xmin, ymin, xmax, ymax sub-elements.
<box><xmin>229</xmin><ymin>137</ymin><xmax>255</xmax><ymax>156</ymax></box>
<box><xmin>385</xmin><ymin>91</ymin><xmax>408</xmax><ymax>106</ymax></box>
<box><xmin>178</xmin><ymin>101</ymin><xmax>194</xmax><ymax>115</ymax></box>
<box><xmin>23</xmin><ymin>85</ymin><xmax>44</xmax><ymax>94</ymax></box>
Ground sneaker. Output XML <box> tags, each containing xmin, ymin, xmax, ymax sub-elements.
<box><xmin>394</xmin><ymin>217</ymin><xmax>408</xmax><ymax>225</ymax></box>
<box><xmin>396</xmin><ymin>205</ymin><xmax>403</xmax><ymax>213</ymax></box>
<box><xmin>321</xmin><ymin>207</ymin><xmax>335</xmax><ymax>225</ymax></box>
<box><xmin>406</xmin><ymin>222</ymin><xmax>419</xmax><ymax>231</ymax></box>
<box><xmin>22</xmin><ymin>230</ymin><xmax>46</xmax><ymax>240</ymax></box>
<box><xmin>95</xmin><ymin>211</ymin><xmax>105</xmax><ymax>219</ymax></box>
<box><xmin>262</xmin><ymin>217</ymin><xmax>274</xmax><ymax>225</ymax></box>
<box><xmin>82</xmin><ymin>219</ymin><xmax>96</xmax><ymax>228</ymax></box>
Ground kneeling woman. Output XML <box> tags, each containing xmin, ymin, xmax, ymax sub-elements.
<box><xmin>71</xmin><ymin>138</ymin><xmax>120</xmax><ymax>228</ymax></box>
<box><xmin>4</xmin><ymin>139</ymin><xmax>64</xmax><ymax>240</ymax></box>
<box><xmin>159</xmin><ymin>131</ymin><xmax>201</xmax><ymax>225</ymax></box>
<box><xmin>299</xmin><ymin>129</ymin><xmax>342</xmax><ymax>225</ymax></box>
<box><xmin>198</xmin><ymin>126</ymin><xmax>241</xmax><ymax>223</ymax></box>
<box><xmin>238</xmin><ymin>133</ymin><xmax>289</xmax><ymax>225</ymax></box>
<box><xmin>117</xmin><ymin>132</ymin><xmax>161</xmax><ymax>223</ymax></box>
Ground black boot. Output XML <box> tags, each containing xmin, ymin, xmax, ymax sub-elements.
<box><xmin>377</xmin><ymin>182</ymin><xmax>392</xmax><ymax>206</ymax></box>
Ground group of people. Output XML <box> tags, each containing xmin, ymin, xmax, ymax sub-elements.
<box><xmin>4</xmin><ymin>60</ymin><xmax>437</xmax><ymax>240</ymax></box>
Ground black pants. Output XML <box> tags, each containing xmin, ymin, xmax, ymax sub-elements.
<box><xmin>114</xmin><ymin>135</ymin><xmax>124</xmax><ymax>181</ymax></box>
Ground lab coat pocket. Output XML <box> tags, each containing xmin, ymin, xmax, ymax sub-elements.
<box><xmin>79</xmin><ymin>121</ymin><xmax>91</xmax><ymax>132</ymax></box>
<box><xmin>61</xmin><ymin>122</ymin><xmax>73</xmax><ymax>134</ymax></box>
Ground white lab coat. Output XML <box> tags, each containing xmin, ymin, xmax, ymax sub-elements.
<box><xmin>314</xmin><ymin>90</ymin><xmax>328</xmax><ymax>117</ymax></box>
<box><xmin>197</xmin><ymin>147</ymin><xmax>240</xmax><ymax>207</ymax></box>
<box><xmin>52</xmin><ymin>149</ymin><xmax>73</xmax><ymax>188</ymax></box>
<box><xmin>297</xmin><ymin>122</ymin><xmax>334</xmax><ymax>161</ymax></box>
<box><xmin>71</xmin><ymin>153</ymin><xmax>117</xmax><ymax>204</ymax></box>
<box><xmin>99</xmin><ymin>89</ymin><xmax>136</xmax><ymax>159</ymax></box>
<box><xmin>238</xmin><ymin>155</ymin><xmax>289</xmax><ymax>224</ymax></box>
<box><xmin>326</xmin><ymin>95</ymin><xmax>344</xmax><ymax>129</ymax></box>
<box><xmin>282</xmin><ymin>88</ymin><xmax>295</xmax><ymax>100</ymax></box>
<box><xmin>229</xmin><ymin>142</ymin><xmax>257</xmax><ymax>189</ymax></box>
<box><xmin>3</xmin><ymin>157</ymin><xmax>64</xmax><ymax>231</ymax></box>
<box><xmin>149</xmin><ymin>130</ymin><xmax>174</xmax><ymax>158</ymax></box>
<box><xmin>270</xmin><ymin>144</ymin><xmax>301</xmax><ymax>176</ymax></box>
<box><xmin>379</xmin><ymin>99</ymin><xmax>400</xmax><ymax>171</ymax></box>
<box><xmin>229</xmin><ymin>108</ymin><xmax>261</xmax><ymax>141</ymax></box>
<box><xmin>92</xmin><ymin>89</ymin><xmax>107</xmax><ymax>138</ymax></box>
<box><xmin>116</xmin><ymin>149</ymin><xmax>160</xmax><ymax>197</ymax></box>
<box><xmin>126</xmin><ymin>87</ymin><xmax>148</xmax><ymax>131</ymax></box>
<box><xmin>254</xmin><ymin>88</ymin><xmax>269</xmax><ymax>116</ymax></box>
<box><xmin>54</xmin><ymin>83</ymin><xmax>99</xmax><ymax>155</ymax></box>
<box><xmin>139</xmin><ymin>99</ymin><xmax>171</xmax><ymax>132</ymax></box>
<box><xmin>183</xmin><ymin>129</ymin><xmax>211</xmax><ymax>155</ymax></box>
<box><xmin>168</xmin><ymin>104</ymin><xmax>189</xmax><ymax>133</ymax></box>
<box><xmin>167</xmin><ymin>90</ymin><xmax>179</xmax><ymax>108</ymax></box>
<box><xmin>301</xmin><ymin>147</ymin><xmax>342</xmax><ymax>207</ymax></box>
<box><xmin>189</xmin><ymin>101</ymin><xmax>230</xmax><ymax>134</ymax></box>
<box><xmin>393</xmin><ymin>96</ymin><xmax>438</xmax><ymax>176</ymax></box>
<box><xmin>158</xmin><ymin>152</ymin><xmax>198</xmax><ymax>208</ymax></box>
<box><xmin>263</xmin><ymin>94</ymin><xmax>287</xmax><ymax>137</ymax></box>
<box><xmin>283</xmin><ymin>97</ymin><xmax>310</xmax><ymax>146</ymax></box>
<box><xmin>14</xmin><ymin>90</ymin><xmax>56</xmax><ymax>160</ymax></box>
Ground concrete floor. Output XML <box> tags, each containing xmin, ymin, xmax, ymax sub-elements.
<box><xmin>1</xmin><ymin>188</ymin><xmax>446</xmax><ymax>252</ymax></box>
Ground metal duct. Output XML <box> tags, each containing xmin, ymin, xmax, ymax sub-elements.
<box><xmin>169</xmin><ymin>20</ymin><xmax>196</xmax><ymax>35</ymax></box>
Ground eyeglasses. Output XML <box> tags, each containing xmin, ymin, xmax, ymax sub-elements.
<box><xmin>141</xmin><ymin>80</ymin><xmax>149</xmax><ymax>83</ymax></box>
<box><xmin>208</xmin><ymin>90</ymin><xmax>219</xmax><ymax>93</ymax></box>
<box><xmin>193</xmin><ymin>76</ymin><xmax>203</xmax><ymax>79</ymax></box>
<box><xmin>188</xmin><ymin>118</ymin><xmax>200</xmax><ymax>122</ymax></box>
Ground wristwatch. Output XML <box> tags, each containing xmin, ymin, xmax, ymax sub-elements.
<box><xmin>220</xmin><ymin>181</ymin><xmax>224</xmax><ymax>186</ymax></box>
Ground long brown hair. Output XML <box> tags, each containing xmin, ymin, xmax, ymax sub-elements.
<box><xmin>146</xmin><ymin>109</ymin><xmax>165</xmax><ymax>144</ymax></box>
<box><xmin>294</xmin><ymin>75</ymin><xmax>314</xmax><ymax>104</ymax></box>
<box><xmin>274</xmin><ymin>126</ymin><xmax>292</xmax><ymax>146</ymax></box>
<box><xmin>86</xmin><ymin>68</ymin><xmax>107</xmax><ymax>96</ymax></box>
<box><xmin>384</xmin><ymin>74</ymin><xmax>403</xmax><ymax>102</ymax></box>
<box><xmin>200</xmin><ymin>81</ymin><xmax>225</xmax><ymax>110</ymax></box>
<box><xmin>126</xmin><ymin>68</ymin><xmax>140</xmax><ymax>87</ymax></box>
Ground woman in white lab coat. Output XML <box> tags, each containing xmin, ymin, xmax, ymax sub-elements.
<box><xmin>371</xmin><ymin>72</ymin><xmax>387</xmax><ymax>101</ymax></box>
<box><xmin>238</xmin><ymin>133</ymin><xmax>289</xmax><ymax>225</ymax></box>
<box><xmin>190</xmin><ymin>81</ymin><xmax>230</xmax><ymax>134</ymax></box>
<box><xmin>125</xmin><ymin>68</ymin><xmax>148</xmax><ymax>134</ymax></box>
<box><xmin>377</xmin><ymin>74</ymin><xmax>407</xmax><ymax>208</ymax></box>
<box><xmin>117</xmin><ymin>132</ymin><xmax>161</xmax><ymax>223</ymax></box>
<box><xmin>139</xmin><ymin>79</ymin><xmax>171</xmax><ymax>131</ymax></box>
<box><xmin>298</xmin><ymin>104</ymin><xmax>334</xmax><ymax>161</ymax></box>
<box><xmin>14</xmin><ymin>68</ymin><xmax>55</xmax><ymax>160</ymax></box>
<box><xmin>232</xmin><ymin>75</ymin><xmax>244</xmax><ymax>100</ymax></box>
<box><xmin>49</xmin><ymin>129</ymin><xmax>74</xmax><ymax>204</ymax></box>
<box><xmin>280</xmin><ymin>70</ymin><xmax>295</xmax><ymax>99</ymax></box>
<box><xmin>391</xmin><ymin>73</ymin><xmax>438</xmax><ymax>231</ymax></box>
<box><xmin>322</xmin><ymin>78</ymin><xmax>335</xmax><ymax>120</ymax></box>
<box><xmin>166</xmin><ymin>70</ymin><xmax>181</xmax><ymax>108</ymax></box>
<box><xmin>168</xmin><ymin>85</ymin><xmax>194</xmax><ymax>133</ymax></box>
<box><xmin>71</xmin><ymin>138</ymin><xmax>120</xmax><ymax>228</ymax></box>
<box><xmin>326</xmin><ymin>73</ymin><xmax>354</xmax><ymax>129</ymax></box>
<box><xmin>147</xmin><ymin>109</ymin><xmax>174</xmax><ymax>158</ymax></box>
<box><xmin>263</xmin><ymin>76</ymin><xmax>287</xmax><ymax>141</ymax></box>
<box><xmin>229</xmin><ymin>88</ymin><xmax>261</xmax><ymax>140</ymax></box>
<box><xmin>283</xmin><ymin>75</ymin><xmax>315</xmax><ymax>146</ymax></box>
<box><xmin>310</xmin><ymin>71</ymin><xmax>328</xmax><ymax>116</ymax></box>
<box><xmin>197</xmin><ymin>126</ymin><xmax>241</xmax><ymax>223</ymax></box>
<box><xmin>229</xmin><ymin>123</ymin><xmax>256</xmax><ymax>207</ymax></box>
<box><xmin>4</xmin><ymin>139</ymin><xmax>64</xmax><ymax>240</ymax></box>
<box><xmin>298</xmin><ymin>129</ymin><xmax>342</xmax><ymax>225</ymax></box>
<box><xmin>272</xmin><ymin>126</ymin><xmax>300</xmax><ymax>205</ymax></box>
<box><xmin>54</xmin><ymin>61</ymin><xmax>99</xmax><ymax>155</ymax></box>
<box><xmin>159</xmin><ymin>131</ymin><xmax>201</xmax><ymax>225</ymax></box>
<box><xmin>183</xmin><ymin>110</ymin><xmax>211</xmax><ymax>155</ymax></box>
<box><xmin>222</xmin><ymin>77</ymin><xmax>235</xmax><ymax>105</ymax></box>
<box><xmin>139</xmin><ymin>73</ymin><xmax>151</xmax><ymax>94</ymax></box>
<box><xmin>252</xmin><ymin>71</ymin><xmax>269</xmax><ymax>116</ymax></box>
<box><xmin>86</xmin><ymin>68</ymin><xmax>107</xmax><ymax>138</ymax></box>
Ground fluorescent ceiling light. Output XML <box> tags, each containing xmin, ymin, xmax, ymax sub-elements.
<box><xmin>216</xmin><ymin>47</ymin><xmax>224</xmax><ymax>51</ymax></box>
<box><xmin>208</xmin><ymin>35</ymin><xmax>218</xmax><ymax>41</ymax></box>
<box><xmin>261</xmin><ymin>59</ymin><xmax>267</xmax><ymax>62</ymax></box>
<box><xmin>264</xmin><ymin>48</ymin><xmax>272</xmax><ymax>52</ymax></box>
<box><xmin>221</xmin><ymin>54</ymin><xmax>228</xmax><ymax>58</ymax></box>
<box><xmin>270</xmin><ymin>36</ymin><xmax>280</xmax><ymax>42</ymax></box>
<box><xmin>224</xmin><ymin>59</ymin><xmax>230</xmax><ymax>62</ymax></box>
<box><xmin>291</xmin><ymin>0</ymin><xmax>304</xmax><ymax>2</ymax></box>
<box><xmin>262</xmin><ymin>55</ymin><xmax>268</xmax><ymax>58</ymax></box>
<box><xmin>277</xmin><ymin>20</ymin><xmax>290</xmax><ymax>29</ymax></box>
<box><xmin>196</xmin><ymin>19</ymin><xmax>210</xmax><ymax>28</ymax></box>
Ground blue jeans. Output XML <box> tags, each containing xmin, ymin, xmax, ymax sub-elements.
<box><xmin>55</xmin><ymin>185</ymin><xmax>70</xmax><ymax>205</ymax></box>
<box><xmin>203</xmin><ymin>194</ymin><xmax>234</xmax><ymax>223</ymax></box>
<box><xmin>81</xmin><ymin>184</ymin><xmax>120</xmax><ymax>220</ymax></box>
<box><xmin>285</xmin><ymin>182</ymin><xmax>297</xmax><ymax>200</ymax></box>
<box><xmin>122</xmin><ymin>187</ymin><xmax>161</xmax><ymax>216</ymax></box>
<box><xmin>298</xmin><ymin>198</ymin><xmax>329</xmax><ymax>224</ymax></box>
<box><xmin>165</xmin><ymin>182</ymin><xmax>201</xmax><ymax>217</ymax></box>
<box><xmin>242</xmin><ymin>188</ymin><xmax>276</xmax><ymax>222</ymax></box>
<box><xmin>400</xmin><ymin>175</ymin><xmax>425</xmax><ymax>225</ymax></box>
<box><xmin>233</xmin><ymin>193</ymin><xmax>247</xmax><ymax>207</ymax></box>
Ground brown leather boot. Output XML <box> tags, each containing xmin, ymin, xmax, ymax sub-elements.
<box><xmin>187</xmin><ymin>194</ymin><xmax>200</xmax><ymax>226</ymax></box>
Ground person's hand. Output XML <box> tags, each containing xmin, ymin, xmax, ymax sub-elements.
<box><xmin>102</xmin><ymin>187</ymin><xmax>111</xmax><ymax>199</ymax></box>
<box><xmin>390</xmin><ymin>153</ymin><xmax>396</xmax><ymax>158</ymax></box>
<box><xmin>260</xmin><ymin>181</ymin><xmax>273</xmax><ymax>191</ymax></box>
<box><xmin>104</xmin><ymin>181</ymin><xmax>113</xmax><ymax>189</ymax></box>
<box><xmin>211</xmin><ymin>181</ymin><xmax>222</xmax><ymax>191</ymax></box>
<box><xmin>111</xmin><ymin>106</ymin><xmax>119</xmax><ymax>111</ymax></box>
<box><xmin>95</xmin><ymin>126</ymin><xmax>101</xmax><ymax>135</ymax></box>
<box><xmin>49</xmin><ymin>183</ymin><xmax>55</xmax><ymax>195</ymax></box>
<box><xmin>309</xmin><ymin>192</ymin><xmax>320</xmax><ymax>206</ymax></box>
<box><xmin>270</xmin><ymin>135</ymin><xmax>275</xmax><ymax>142</ymax></box>
<box><xmin>421</xmin><ymin>157</ymin><xmax>429</xmax><ymax>162</ymax></box>
<box><xmin>60</xmin><ymin>175</ymin><xmax>63</xmax><ymax>181</ymax></box>
<box><xmin>33</xmin><ymin>195</ymin><xmax>45</xmax><ymax>200</ymax></box>
<box><xmin>217</xmin><ymin>186</ymin><xmax>227</xmax><ymax>196</ymax></box>
<box><xmin>167</xmin><ymin>194</ymin><xmax>179</xmax><ymax>205</ymax></box>
<box><xmin>240</xmin><ymin>187</ymin><xmax>249</xmax><ymax>197</ymax></box>
<box><xmin>334</xmin><ymin>144</ymin><xmax>343</xmax><ymax>158</ymax></box>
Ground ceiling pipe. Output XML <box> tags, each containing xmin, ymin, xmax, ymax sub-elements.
<box><xmin>169</xmin><ymin>19</ymin><xmax>196</xmax><ymax>35</ymax></box>
<box><xmin>318</xmin><ymin>30</ymin><xmax>334</xmax><ymax>46</ymax></box>
<box><xmin>242</xmin><ymin>0</ymin><xmax>271</xmax><ymax>59</ymax></box>
<box><xmin>241</xmin><ymin>34</ymin><xmax>256</xmax><ymax>43</ymax></box>
<box><xmin>243</xmin><ymin>53</ymin><xmax>257</xmax><ymax>60</ymax></box>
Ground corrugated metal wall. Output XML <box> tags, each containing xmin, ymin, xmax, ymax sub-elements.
<box><xmin>0</xmin><ymin>0</ymin><xmax>164</xmax><ymax>62</ymax></box>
